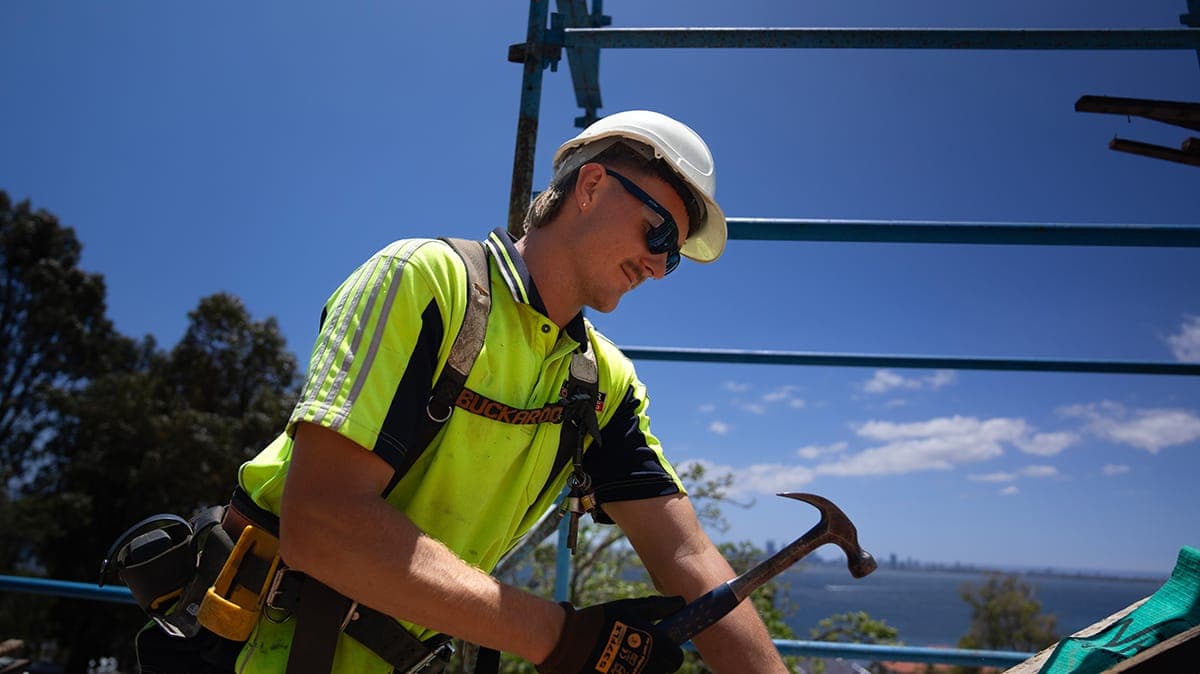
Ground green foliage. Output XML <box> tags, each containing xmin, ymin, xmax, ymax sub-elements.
<box><xmin>0</xmin><ymin>191</ymin><xmax>117</xmax><ymax>507</ymax></box>
<box><xmin>0</xmin><ymin>193</ymin><xmax>300</xmax><ymax>672</ymax></box>
<box><xmin>810</xmin><ymin>610</ymin><xmax>899</xmax><ymax>644</ymax></box>
<box><xmin>808</xmin><ymin>611</ymin><xmax>900</xmax><ymax>674</ymax></box>
<box><xmin>951</xmin><ymin>573</ymin><xmax>1059</xmax><ymax>674</ymax></box>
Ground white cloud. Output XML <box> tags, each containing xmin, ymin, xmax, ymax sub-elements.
<box><xmin>862</xmin><ymin>369</ymin><xmax>957</xmax><ymax>394</ymax></box>
<box><xmin>816</xmin><ymin>415</ymin><xmax>1073</xmax><ymax>477</ymax></box>
<box><xmin>1103</xmin><ymin>464</ymin><xmax>1130</xmax><ymax>476</ymax></box>
<box><xmin>1000</xmin><ymin>485</ymin><xmax>1020</xmax><ymax>496</ymax></box>
<box><xmin>733</xmin><ymin>463</ymin><xmax>817</xmax><ymax>495</ymax></box>
<box><xmin>708</xmin><ymin>420</ymin><xmax>730</xmax><ymax>436</ymax></box>
<box><xmin>863</xmin><ymin>370</ymin><xmax>907</xmax><ymax>393</ymax></box>
<box><xmin>1061</xmin><ymin>401</ymin><xmax>1200</xmax><ymax>453</ymax></box>
<box><xmin>857</xmin><ymin>416</ymin><xmax>1026</xmax><ymax>442</ymax></box>
<box><xmin>723</xmin><ymin>381</ymin><xmax>751</xmax><ymax>393</ymax></box>
<box><xmin>796</xmin><ymin>441</ymin><xmax>847</xmax><ymax>460</ymax></box>
<box><xmin>1167</xmin><ymin>315</ymin><xmax>1200</xmax><ymax>362</ymax></box>
<box><xmin>1021</xmin><ymin>465</ymin><xmax>1058</xmax><ymax>478</ymax></box>
<box><xmin>816</xmin><ymin>434</ymin><xmax>1002</xmax><ymax>476</ymax></box>
<box><xmin>925</xmin><ymin>370</ymin><xmax>957</xmax><ymax>390</ymax></box>
<box><xmin>968</xmin><ymin>464</ymin><xmax>1056</xmax><ymax>484</ymax></box>
<box><xmin>1015</xmin><ymin>431</ymin><xmax>1079</xmax><ymax>456</ymax></box>
<box><xmin>743</xmin><ymin>385</ymin><xmax>806</xmax><ymax>412</ymax></box>
<box><xmin>678</xmin><ymin>458</ymin><xmax>815</xmax><ymax>498</ymax></box>
<box><xmin>740</xmin><ymin>403</ymin><xmax>767</xmax><ymax>416</ymax></box>
<box><xmin>698</xmin><ymin>403</ymin><xmax>716</xmax><ymax>414</ymax></box>
<box><xmin>969</xmin><ymin>471</ymin><xmax>1016</xmax><ymax>483</ymax></box>
<box><xmin>969</xmin><ymin>460</ymin><xmax>1056</xmax><ymax>482</ymax></box>
<box><xmin>763</xmin><ymin>386</ymin><xmax>801</xmax><ymax>403</ymax></box>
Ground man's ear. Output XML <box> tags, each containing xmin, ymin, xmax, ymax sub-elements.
<box><xmin>574</xmin><ymin>163</ymin><xmax>605</xmax><ymax>210</ymax></box>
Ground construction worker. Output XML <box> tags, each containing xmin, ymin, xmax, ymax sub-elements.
<box><xmin>193</xmin><ymin>110</ymin><xmax>788</xmax><ymax>673</ymax></box>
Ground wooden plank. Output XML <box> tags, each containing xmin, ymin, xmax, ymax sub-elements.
<box><xmin>1104</xmin><ymin>623</ymin><xmax>1200</xmax><ymax>673</ymax></box>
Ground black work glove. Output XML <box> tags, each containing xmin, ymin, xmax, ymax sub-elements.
<box><xmin>537</xmin><ymin>595</ymin><xmax>686</xmax><ymax>674</ymax></box>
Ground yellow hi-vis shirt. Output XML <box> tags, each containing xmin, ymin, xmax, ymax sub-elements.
<box><xmin>235</xmin><ymin>229</ymin><xmax>684</xmax><ymax>673</ymax></box>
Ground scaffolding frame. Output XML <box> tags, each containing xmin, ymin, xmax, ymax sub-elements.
<box><xmin>507</xmin><ymin>0</ymin><xmax>1200</xmax><ymax>378</ymax></box>
<box><xmin>502</xmin><ymin>0</ymin><xmax>1200</xmax><ymax>661</ymax></box>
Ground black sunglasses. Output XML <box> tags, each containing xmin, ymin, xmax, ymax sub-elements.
<box><xmin>603</xmin><ymin>167</ymin><xmax>682</xmax><ymax>275</ymax></box>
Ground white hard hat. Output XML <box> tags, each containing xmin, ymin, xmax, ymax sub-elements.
<box><xmin>552</xmin><ymin>110</ymin><xmax>727</xmax><ymax>264</ymax></box>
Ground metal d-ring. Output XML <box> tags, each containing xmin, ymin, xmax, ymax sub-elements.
<box><xmin>426</xmin><ymin>396</ymin><xmax>452</xmax><ymax>423</ymax></box>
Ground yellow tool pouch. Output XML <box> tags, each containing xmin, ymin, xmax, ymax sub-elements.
<box><xmin>197</xmin><ymin>524</ymin><xmax>281</xmax><ymax>641</ymax></box>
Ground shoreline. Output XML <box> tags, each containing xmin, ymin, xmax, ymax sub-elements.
<box><xmin>799</xmin><ymin>556</ymin><xmax>1168</xmax><ymax>584</ymax></box>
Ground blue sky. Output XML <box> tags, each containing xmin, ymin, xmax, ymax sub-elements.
<box><xmin>3</xmin><ymin>1</ymin><xmax>1198</xmax><ymax>576</ymax></box>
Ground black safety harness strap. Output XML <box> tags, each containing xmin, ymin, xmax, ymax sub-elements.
<box><xmin>285</xmin><ymin>577</ymin><xmax>346</xmax><ymax>674</ymax></box>
<box><xmin>382</xmin><ymin>237</ymin><xmax>492</xmax><ymax>497</ymax></box>
<box><xmin>281</xmin><ymin>575</ymin><xmax>451</xmax><ymax>674</ymax></box>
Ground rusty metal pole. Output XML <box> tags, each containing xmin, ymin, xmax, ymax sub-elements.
<box><xmin>507</xmin><ymin>0</ymin><xmax>552</xmax><ymax>237</ymax></box>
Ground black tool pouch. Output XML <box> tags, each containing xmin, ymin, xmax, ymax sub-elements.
<box><xmin>100</xmin><ymin>506</ymin><xmax>235</xmax><ymax>639</ymax></box>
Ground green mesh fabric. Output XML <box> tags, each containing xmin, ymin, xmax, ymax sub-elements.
<box><xmin>1039</xmin><ymin>546</ymin><xmax>1200</xmax><ymax>673</ymax></box>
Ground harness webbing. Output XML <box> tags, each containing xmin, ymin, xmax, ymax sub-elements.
<box><xmin>382</xmin><ymin>237</ymin><xmax>492</xmax><ymax>496</ymax></box>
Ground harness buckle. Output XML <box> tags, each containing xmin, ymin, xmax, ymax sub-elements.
<box><xmin>265</xmin><ymin>567</ymin><xmax>292</xmax><ymax>611</ymax></box>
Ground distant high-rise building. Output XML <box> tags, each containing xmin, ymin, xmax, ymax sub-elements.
<box><xmin>765</xmin><ymin>539</ymin><xmax>777</xmax><ymax>556</ymax></box>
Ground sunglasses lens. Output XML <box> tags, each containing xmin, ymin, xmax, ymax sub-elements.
<box><xmin>664</xmin><ymin>250</ymin><xmax>680</xmax><ymax>275</ymax></box>
<box><xmin>643</xmin><ymin>211</ymin><xmax>680</xmax><ymax>275</ymax></box>
<box><xmin>645</xmin><ymin>221</ymin><xmax>677</xmax><ymax>255</ymax></box>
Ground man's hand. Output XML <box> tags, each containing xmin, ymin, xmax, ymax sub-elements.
<box><xmin>537</xmin><ymin>596</ymin><xmax>686</xmax><ymax>674</ymax></box>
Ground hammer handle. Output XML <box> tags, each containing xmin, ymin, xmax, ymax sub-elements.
<box><xmin>656</xmin><ymin>582</ymin><xmax>740</xmax><ymax>644</ymax></box>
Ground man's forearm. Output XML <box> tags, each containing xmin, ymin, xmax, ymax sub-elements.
<box><xmin>283</xmin><ymin>495</ymin><xmax>562</xmax><ymax>662</ymax></box>
<box><xmin>692</xmin><ymin>599</ymin><xmax>788</xmax><ymax>673</ymax></box>
<box><xmin>280</xmin><ymin>423</ymin><xmax>565</xmax><ymax>665</ymax></box>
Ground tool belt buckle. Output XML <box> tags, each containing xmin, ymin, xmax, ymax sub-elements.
<box><xmin>265</xmin><ymin>567</ymin><xmax>293</xmax><ymax>612</ymax></box>
<box><xmin>150</xmin><ymin>614</ymin><xmax>188</xmax><ymax>639</ymax></box>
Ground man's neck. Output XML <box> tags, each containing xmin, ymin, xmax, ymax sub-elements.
<box><xmin>514</xmin><ymin>231</ymin><xmax>581</xmax><ymax>329</ymax></box>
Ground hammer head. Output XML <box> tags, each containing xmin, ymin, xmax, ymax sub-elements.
<box><xmin>779</xmin><ymin>492</ymin><xmax>878</xmax><ymax>578</ymax></box>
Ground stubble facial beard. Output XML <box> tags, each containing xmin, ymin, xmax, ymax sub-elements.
<box><xmin>580</xmin><ymin>260</ymin><xmax>630</xmax><ymax>315</ymax></box>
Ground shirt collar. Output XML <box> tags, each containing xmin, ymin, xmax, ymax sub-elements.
<box><xmin>484</xmin><ymin>228</ymin><xmax>589</xmax><ymax>347</ymax></box>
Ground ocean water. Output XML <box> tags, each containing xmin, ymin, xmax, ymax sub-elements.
<box><xmin>780</xmin><ymin>564</ymin><xmax>1166</xmax><ymax>647</ymax></box>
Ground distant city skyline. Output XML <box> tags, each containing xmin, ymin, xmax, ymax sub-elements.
<box><xmin>768</xmin><ymin>541</ymin><xmax>1175</xmax><ymax>581</ymax></box>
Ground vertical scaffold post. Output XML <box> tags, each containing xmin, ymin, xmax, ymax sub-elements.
<box><xmin>554</xmin><ymin>492</ymin><xmax>572</xmax><ymax>603</ymax></box>
<box><xmin>508</xmin><ymin>0</ymin><xmax>553</xmax><ymax>237</ymax></box>
<box><xmin>1185</xmin><ymin>0</ymin><xmax>1200</xmax><ymax>71</ymax></box>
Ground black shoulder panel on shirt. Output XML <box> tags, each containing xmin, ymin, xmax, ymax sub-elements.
<box><xmin>375</xmin><ymin>299</ymin><xmax>444</xmax><ymax>470</ymax></box>
<box><xmin>585</xmin><ymin>385</ymin><xmax>682</xmax><ymax>524</ymax></box>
